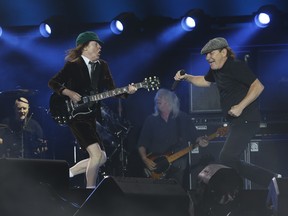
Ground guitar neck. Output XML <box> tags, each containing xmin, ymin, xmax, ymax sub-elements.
<box><xmin>88</xmin><ymin>82</ymin><xmax>144</xmax><ymax>102</ymax></box>
<box><xmin>166</xmin><ymin>130</ymin><xmax>221</xmax><ymax>163</ymax></box>
<box><xmin>167</xmin><ymin>145</ymin><xmax>195</xmax><ymax>163</ymax></box>
<box><xmin>207</xmin><ymin>131</ymin><xmax>219</xmax><ymax>141</ymax></box>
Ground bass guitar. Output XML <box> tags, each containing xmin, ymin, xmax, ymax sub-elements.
<box><xmin>144</xmin><ymin>126</ymin><xmax>228</xmax><ymax>179</ymax></box>
<box><xmin>49</xmin><ymin>76</ymin><xmax>160</xmax><ymax>126</ymax></box>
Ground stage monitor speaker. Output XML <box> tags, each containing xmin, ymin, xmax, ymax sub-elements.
<box><xmin>266</xmin><ymin>177</ymin><xmax>288</xmax><ymax>216</ymax></box>
<box><xmin>0</xmin><ymin>158</ymin><xmax>69</xmax><ymax>192</ymax></box>
<box><xmin>0</xmin><ymin>158</ymin><xmax>71</xmax><ymax>216</ymax></box>
<box><xmin>74</xmin><ymin>176</ymin><xmax>191</xmax><ymax>216</ymax></box>
<box><xmin>195</xmin><ymin>164</ymin><xmax>243</xmax><ymax>216</ymax></box>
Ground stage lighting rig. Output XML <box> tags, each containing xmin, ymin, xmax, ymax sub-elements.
<box><xmin>39</xmin><ymin>16</ymin><xmax>68</xmax><ymax>38</ymax></box>
<box><xmin>254</xmin><ymin>5</ymin><xmax>282</xmax><ymax>28</ymax></box>
<box><xmin>181</xmin><ymin>9</ymin><xmax>209</xmax><ymax>32</ymax></box>
<box><xmin>110</xmin><ymin>12</ymin><xmax>141</xmax><ymax>35</ymax></box>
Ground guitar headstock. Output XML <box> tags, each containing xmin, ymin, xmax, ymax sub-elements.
<box><xmin>142</xmin><ymin>76</ymin><xmax>160</xmax><ymax>91</ymax></box>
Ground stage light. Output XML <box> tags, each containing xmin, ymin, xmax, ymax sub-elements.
<box><xmin>110</xmin><ymin>20</ymin><xmax>124</xmax><ymax>35</ymax></box>
<box><xmin>0</xmin><ymin>26</ymin><xmax>2</xmax><ymax>37</ymax></box>
<box><xmin>181</xmin><ymin>9</ymin><xmax>207</xmax><ymax>32</ymax></box>
<box><xmin>39</xmin><ymin>16</ymin><xmax>68</xmax><ymax>38</ymax></box>
<box><xmin>181</xmin><ymin>17</ymin><xmax>196</xmax><ymax>31</ymax></box>
<box><xmin>254</xmin><ymin>12</ymin><xmax>271</xmax><ymax>28</ymax></box>
<box><xmin>39</xmin><ymin>23</ymin><xmax>52</xmax><ymax>38</ymax></box>
<box><xmin>110</xmin><ymin>12</ymin><xmax>140</xmax><ymax>35</ymax></box>
<box><xmin>254</xmin><ymin>5</ymin><xmax>280</xmax><ymax>28</ymax></box>
<box><xmin>256</xmin><ymin>13</ymin><xmax>270</xmax><ymax>25</ymax></box>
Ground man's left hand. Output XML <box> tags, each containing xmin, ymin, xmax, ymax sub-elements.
<box><xmin>127</xmin><ymin>83</ymin><xmax>137</xmax><ymax>94</ymax></box>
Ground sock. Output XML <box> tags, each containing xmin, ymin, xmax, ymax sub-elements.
<box><xmin>69</xmin><ymin>170</ymin><xmax>74</xmax><ymax>178</ymax></box>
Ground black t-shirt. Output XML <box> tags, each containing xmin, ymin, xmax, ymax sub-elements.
<box><xmin>204</xmin><ymin>57</ymin><xmax>261</xmax><ymax>122</ymax></box>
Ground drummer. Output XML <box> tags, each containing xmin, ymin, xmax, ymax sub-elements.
<box><xmin>0</xmin><ymin>97</ymin><xmax>47</xmax><ymax>158</ymax></box>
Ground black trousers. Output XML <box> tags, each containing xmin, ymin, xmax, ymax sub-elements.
<box><xmin>219</xmin><ymin>120</ymin><xmax>275</xmax><ymax>187</ymax></box>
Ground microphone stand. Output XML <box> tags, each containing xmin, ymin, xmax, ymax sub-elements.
<box><xmin>108</xmin><ymin>125</ymin><xmax>132</xmax><ymax>177</ymax></box>
<box><xmin>21</xmin><ymin>113</ymin><xmax>33</xmax><ymax>158</ymax></box>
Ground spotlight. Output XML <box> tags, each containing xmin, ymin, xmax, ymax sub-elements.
<box><xmin>110</xmin><ymin>12</ymin><xmax>140</xmax><ymax>35</ymax></box>
<box><xmin>254</xmin><ymin>5</ymin><xmax>280</xmax><ymax>28</ymax></box>
<box><xmin>181</xmin><ymin>17</ymin><xmax>196</xmax><ymax>31</ymax></box>
<box><xmin>0</xmin><ymin>26</ymin><xmax>2</xmax><ymax>37</ymax></box>
<box><xmin>39</xmin><ymin>23</ymin><xmax>52</xmax><ymax>38</ymax></box>
<box><xmin>181</xmin><ymin>9</ymin><xmax>207</xmax><ymax>32</ymax></box>
<box><xmin>39</xmin><ymin>16</ymin><xmax>68</xmax><ymax>38</ymax></box>
<box><xmin>110</xmin><ymin>20</ymin><xmax>124</xmax><ymax>35</ymax></box>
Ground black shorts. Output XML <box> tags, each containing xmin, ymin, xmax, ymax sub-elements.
<box><xmin>68</xmin><ymin>114</ymin><xmax>104</xmax><ymax>151</ymax></box>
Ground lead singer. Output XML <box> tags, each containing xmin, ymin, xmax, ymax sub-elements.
<box><xmin>48</xmin><ymin>31</ymin><xmax>137</xmax><ymax>189</ymax></box>
<box><xmin>174</xmin><ymin>37</ymin><xmax>281</xmax><ymax>188</ymax></box>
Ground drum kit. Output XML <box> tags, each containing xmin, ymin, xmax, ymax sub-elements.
<box><xmin>98</xmin><ymin>103</ymin><xmax>133</xmax><ymax>176</ymax></box>
<box><xmin>0</xmin><ymin>88</ymin><xmax>132</xmax><ymax>176</ymax></box>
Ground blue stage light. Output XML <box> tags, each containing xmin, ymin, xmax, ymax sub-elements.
<box><xmin>181</xmin><ymin>9</ymin><xmax>206</xmax><ymax>32</ymax></box>
<box><xmin>39</xmin><ymin>23</ymin><xmax>52</xmax><ymax>38</ymax></box>
<box><xmin>39</xmin><ymin>16</ymin><xmax>68</xmax><ymax>38</ymax></box>
<box><xmin>254</xmin><ymin>12</ymin><xmax>271</xmax><ymax>28</ymax></box>
<box><xmin>254</xmin><ymin>5</ymin><xmax>281</xmax><ymax>28</ymax></box>
<box><xmin>110</xmin><ymin>20</ymin><xmax>124</xmax><ymax>35</ymax></box>
<box><xmin>181</xmin><ymin>16</ymin><xmax>196</xmax><ymax>31</ymax></box>
<box><xmin>110</xmin><ymin>13</ymin><xmax>140</xmax><ymax>35</ymax></box>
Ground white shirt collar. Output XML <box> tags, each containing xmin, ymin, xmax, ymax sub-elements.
<box><xmin>81</xmin><ymin>55</ymin><xmax>100</xmax><ymax>66</ymax></box>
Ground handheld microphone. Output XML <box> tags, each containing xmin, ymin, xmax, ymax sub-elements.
<box><xmin>171</xmin><ymin>69</ymin><xmax>185</xmax><ymax>91</ymax></box>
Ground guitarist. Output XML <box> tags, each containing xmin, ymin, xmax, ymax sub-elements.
<box><xmin>138</xmin><ymin>88</ymin><xmax>208</xmax><ymax>189</ymax></box>
<box><xmin>48</xmin><ymin>31</ymin><xmax>137</xmax><ymax>189</ymax></box>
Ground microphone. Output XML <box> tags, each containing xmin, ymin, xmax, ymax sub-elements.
<box><xmin>171</xmin><ymin>69</ymin><xmax>185</xmax><ymax>91</ymax></box>
<box><xmin>244</xmin><ymin>54</ymin><xmax>250</xmax><ymax>62</ymax></box>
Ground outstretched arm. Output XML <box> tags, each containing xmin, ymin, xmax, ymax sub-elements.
<box><xmin>174</xmin><ymin>70</ymin><xmax>211</xmax><ymax>87</ymax></box>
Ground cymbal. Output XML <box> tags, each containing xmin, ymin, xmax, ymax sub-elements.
<box><xmin>0</xmin><ymin>89</ymin><xmax>38</xmax><ymax>97</ymax></box>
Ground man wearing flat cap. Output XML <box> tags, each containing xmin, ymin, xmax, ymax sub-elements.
<box><xmin>48</xmin><ymin>31</ymin><xmax>137</xmax><ymax>189</ymax></box>
<box><xmin>174</xmin><ymin>37</ymin><xmax>280</xmax><ymax>188</ymax></box>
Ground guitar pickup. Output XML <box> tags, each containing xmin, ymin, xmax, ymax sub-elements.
<box><xmin>82</xmin><ymin>96</ymin><xmax>89</xmax><ymax>103</ymax></box>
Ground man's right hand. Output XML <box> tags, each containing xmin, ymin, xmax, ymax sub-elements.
<box><xmin>142</xmin><ymin>157</ymin><xmax>157</xmax><ymax>171</ymax></box>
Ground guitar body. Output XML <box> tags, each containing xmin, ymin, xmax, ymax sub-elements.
<box><xmin>49</xmin><ymin>93</ymin><xmax>71</xmax><ymax>125</ymax></box>
<box><xmin>144</xmin><ymin>154</ymin><xmax>172</xmax><ymax>179</ymax></box>
<box><xmin>49</xmin><ymin>93</ymin><xmax>94</xmax><ymax>125</ymax></box>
